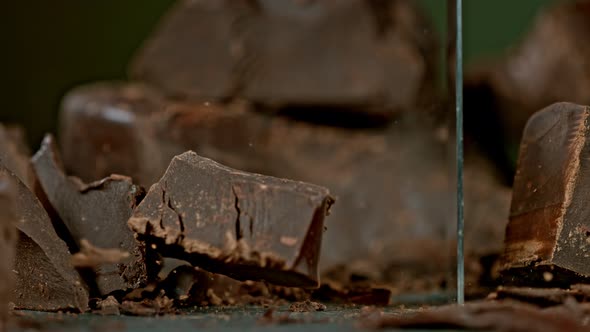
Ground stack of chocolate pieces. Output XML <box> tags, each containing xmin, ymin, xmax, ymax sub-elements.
<box><xmin>0</xmin><ymin>0</ymin><xmax>515</xmax><ymax>315</ymax></box>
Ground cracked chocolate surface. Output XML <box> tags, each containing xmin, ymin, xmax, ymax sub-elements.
<box><xmin>128</xmin><ymin>151</ymin><xmax>334</xmax><ymax>288</ymax></box>
<box><xmin>32</xmin><ymin>135</ymin><xmax>147</xmax><ymax>295</ymax></box>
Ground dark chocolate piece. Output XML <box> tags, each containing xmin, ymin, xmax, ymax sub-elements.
<box><xmin>31</xmin><ymin>135</ymin><xmax>147</xmax><ymax>295</ymax></box>
<box><xmin>0</xmin><ymin>124</ymin><xmax>33</xmax><ymax>188</ymax></box>
<box><xmin>131</xmin><ymin>0</ymin><xmax>436</xmax><ymax>115</ymax></box>
<box><xmin>128</xmin><ymin>151</ymin><xmax>334</xmax><ymax>288</ymax></box>
<box><xmin>0</xmin><ymin>171</ymin><xmax>16</xmax><ymax>327</ymax></box>
<box><xmin>0</xmin><ymin>164</ymin><xmax>88</xmax><ymax>312</ymax></box>
<box><xmin>501</xmin><ymin>102</ymin><xmax>590</xmax><ymax>285</ymax></box>
<box><xmin>60</xmin><ymin>83</ymin><xmax>510</xmax><ymax>292</ymax></box>
<box><xmin>95</xmin><ymin>296</ymin><xmax>120</xmax><ymax>316</ymax></box>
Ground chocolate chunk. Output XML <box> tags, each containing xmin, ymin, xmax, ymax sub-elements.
<box><xmin>95</xmin><ymin>296</ymin><xmax>120</xmax><ymax>316</ymax></box>
<box><xmin>0</xmin><ymin>164</ymin><xmax>88</xmax><ymax>312</ymax></box>
<box><xmin>501</xmin><ymin>102</ymin><xmax>590</xmax><ymax>285</ymax></box>
<box><xmin>0</xmin><ymin>124</ymin><xmax>33</xmax><ymax>188</ymax></box>
<box><xmin>131</xmin><ymin>0</ymin><xmax>436</xmax><ymax>115</ymax></box>
<box><xmin>60</xmin><ymin>83</ymin><xmax>510</xmax><ymax>292</ymax></box>
<box><xmin>31</xmin><ymin>135</ymin><xmax>147</xmax><ymax>295</ymax></box>
<box><xmin>0</xmin><ymin>171</ymin><xmax>17</xmax><ymax>326</ymax></box>
<box><xmin>128</xmin><ymin>151</ymin><xmax>334</xmax><ymax>288</ymax></box>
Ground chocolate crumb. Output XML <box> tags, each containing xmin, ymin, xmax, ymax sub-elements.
<box><xmin>289</xmin><ymin>300</ymin><xmax>326</xmax><ymax>312</ymax></box>
<box><xmin>96</xmin><ymin>296</ymin><xmax>120</xmax><ymax>316</ymax></box>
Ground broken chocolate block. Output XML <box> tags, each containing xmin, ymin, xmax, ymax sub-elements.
<box><xmin>128</xmin><ymin>151</ymin><xmax>334</xmax><ymax>288</ymax></box>
<box><xmin>0</xmin><ymin>164</ymin><xmax>88</xmax><ymax>312</ymax></box>
<box><xmin>0</xmin><ymin>124</ymin><xmax>33</xmax><ymax>188</ymax></box>
<box><xmin>501</xmin><ymin>102</ymin><xmax>590</xmax><ymax>285</ymax></box>
<box><xmin>131</xmin><ymin>0</ymin><xmax>436</xmax><ymax>115</ymax></box>
<box><xmin>0</xmin><ymin>171</ymin><xmax>16</xmax><ymax>326</ymax></box>
<box><xmin>31</xmin><ymin>135</ymin><xmax>147</xmax><ymax>295</ymax></box>
<box><xmin>60</xmin><ymin>83</ymin><xmax>510</xmax><ymax>292</ymax></box>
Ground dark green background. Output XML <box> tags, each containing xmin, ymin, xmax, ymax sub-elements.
<box><xmin>1</xmin><ymin>0</ymin><xmax>556</xmax><ymax>146</ymax></box>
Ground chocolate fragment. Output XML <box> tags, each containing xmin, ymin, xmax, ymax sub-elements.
<box><xmin>95</xmin><ymin>296</ymin><xmax>120</xmax><ymax>316</ymax></box>
<box><xmin>501</xmin><ymin>102</ymin><xmax>590</xmax><ymax>286</ymax></box>
<box><xmin>60</xmin><ymin>83</ymin><xmax>510</xmax><ymax>292</ymax></box>
<box><xmin>0</xmin><ymin>165</ymin><xmax>88</xmax><ymax>312</ymax></box>
<box><xmin>31</xmin><ymin>135</ymin><xmax>147</xmax><ymax>295</ymax></box>
<box><xmin>131</xmin><ymin>0</ymin><xmax>436</xmax><ymax>115</ymax></box>
<box><xmin>129</xmin><ymin>151</ymin><xmax>333</xmax><ymax>288</ymax></box>
<box><xmin>0</xmin><ymin>171</ymin><xmax>16</xmax><ymax>327</ymax></box>
<box><xmin>289</xmin><ymin>300</ymin><xmax>326</xmax><ymax>312</ymax></box>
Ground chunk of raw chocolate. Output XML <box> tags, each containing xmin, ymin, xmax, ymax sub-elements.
<box><xmin>31</xmin><ymin>135</ymin><xmax>147</xmax><ymax>295</ymax></box>
<box><xmin>0</xmin><ymin>124</ymin><xmax>33</xmax><ymax>188</ymax></box>
<box><xmin>0</xmin><ymin>171</ymin><xmax>16</xmax><ymax>327</ymax></box>
<box><xmin>501</xmin><ymin>102</ymin><xmax>590</xmax><ymax>285</ymax></box>
<box><xmin>128</xmin><ymin>152</ymin><xmax>334</xmax><ymax>288</ymax></box>
<box><xmin>0</xmin><ymin>165</ymin><xmax>88</xmax><ymax>312</ymax></box>
<box><xmin>61</xmin><ymin>83</ymin><xmax>510</xmax><ymax>293</ymax></box>
<box><xmin>131</xmin><ymin>0</ymin><xmax>436</xmax><ymax>115</ymax></box>
<box><xmin>95</xmin><ymin>296</ymin><xmax>120</xmax><ymax>316</ymax></box>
